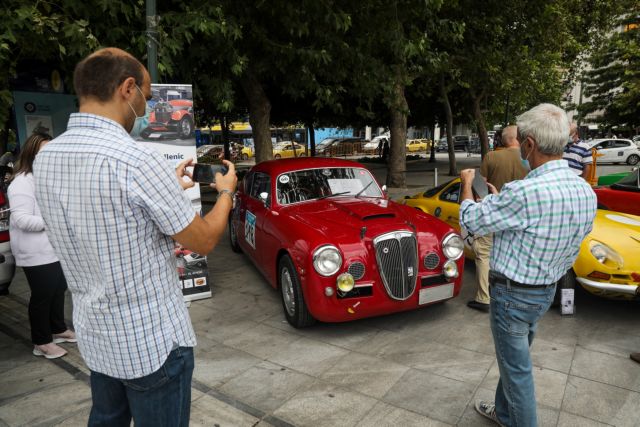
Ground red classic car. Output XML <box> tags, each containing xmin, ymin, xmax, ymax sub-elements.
<box><xmin>141</xmin><ymin>98</ymin><xmax>194</xmax><ymax>140</ymax></box>
<box><xmin>593</xmin><ymin>169</ymin><xmax>640</xmax><ymax>216</ymax></box>
<box><xmin>228</xmin><ymin>157</ymin><xmax>465</xmax><ymax>328</ymax></box>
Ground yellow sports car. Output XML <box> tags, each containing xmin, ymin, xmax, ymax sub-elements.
<box><xmin>273</xmin><ymin>141</ymin><xmax>307</xmax><ymax>159</ymax></box>
<box><xmin>406</xmin><ymin>139</ymin><xmax>431</xmax><ymax>152</ymax></box>
<box><xmin>400</xmin><ymin>178</ymin><xmax>640</xmax><ymax>300</ymax></box>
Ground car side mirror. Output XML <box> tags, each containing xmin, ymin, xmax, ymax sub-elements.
<box><xmin>381</xmin><ymin>185</ymin><xmax>387</xmax><ymax>196</ymax></box>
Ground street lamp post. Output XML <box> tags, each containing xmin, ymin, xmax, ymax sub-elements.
<box><xmin>146</xmin><ymin>0</ymin><xmax>159</xmax><ymax>83</ymax></box>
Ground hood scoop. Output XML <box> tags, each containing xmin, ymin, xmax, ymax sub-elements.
<box><xmin>362</xmin><ymin>213</ymin><xmax>396</xmax><ymax>221</ymax></box>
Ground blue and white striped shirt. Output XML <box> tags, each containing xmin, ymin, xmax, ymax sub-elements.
<box><xmin>460</xmin><ymin>160</ymin><xmax>597</xmax><ymax>285</ymax></box>
<box><xmin>563</xmin><ymin>140</ymin><xmax>593</xmax><ymax>175</ymax></box>
<box><xmin>33</xmin><ymin>113</ymin><xmax>197</xmax><ymax>379</ymax></box>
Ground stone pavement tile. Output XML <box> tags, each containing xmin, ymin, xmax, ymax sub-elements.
<box><xmin>198</xmin><ymin>312</ymin><xmax>259</xmax><ymax>343</ymax></box>
<box><xmin>577</xmin><ymin>327</ymin><xmax>640</xmax><ymax>359</ymax></box>
<box><xmin>272</xmin><ymin>379</ymin><xmax>378</xmax><ymax>427</ymax></box>
<box><xmin>284</xmin><ymin>321</ymin><xmax>383</xmax><ymax>352</ymax></box>
<box><xmin>433</xmin><ymin>321</ymin><xmax>496</xmax><ymax>356</ymax></box>
<box><xmin>556</xmin><ymin>411</ymin><xmax>611</xmax><ymax>427</ymax></box>
<box><xmin>562</xmin><ymin>375</ymin><xmax>640</xmax><ymax>426</ymax></box>
<box><xmin>193</xmin><ymin>338</ymin><xmax>262</xmax><ymax>389</ymax></box>
<box><xmin>267</xmin><ymin>337</ymin><xmax>348</xmax><ymax>377</ymax></box>
<box><xmin>53</xmin><ymin>405</ymin><xmax>92</xmax><ymax>426</ymax></box>
<box><xmin>319</xmin><ymin>352</ymin><xmax>409</xmax><ymax>399</ymax></box>
<box><xmin>530</xmin><ymin>338</ymin><xmax>576</xmax><ymax>374</ymax></box>
<box><xmin>376</xmin><ymin>338</ymin><xmax>494</xmax><ymax>386</ymax></box>
<box><xmin>308</xmin><ymin>326</ymin><xmax>401</xmax><ymax>358</ymax></box>
<box><xmin>190</xmin><ymin>391</ymin><xmax>262</xmax><ymax>427</ymax></box>
<box><xmin>219</xmin><ymin>361</ymin><xmax>315</xmax><ymax>412</ymax></box>
<box><xmin>223</xmin><ymin>323</ymin><xmax>302</xmax><ymax>360</ymax></box>
<box><xmin>0</xmin><ymin>342</ymin><xmax>32</xmax><ymax>372</ymax></box>
<box><xmin>0</xmin><ymin>331</ymin><xmax>18</xmax><ymax>350</ymax></box>
<box><xmin>536</xmin><ymin>313</ymin><xmax>583</xmax><ymax>346</ymax></box>
<box><xmin>0</xmin><ymin>359</ymin><xmax>77</xmax><ymax>404</ymax></box>
<box><xmin>0</xmin><ymin>382</ymin><xmax>91</xmax><ymax>426</ymax></box>
<box><xmin>356</xmin><ymin>401</ymin><xmax>451</xmax><ymax>427</ymax></box>
<box><xmin>381</xmin><ymin>368</ymin><xmax>475</xmax><ymax>425</ymax></box>
<box><xmin>570</xmin><ymin>347</ymin><xmax>640</xmax><ymax>392</ymax></box>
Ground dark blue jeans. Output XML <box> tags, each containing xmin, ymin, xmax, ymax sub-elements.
<box><xmin>88</xmin><ymin>347</ymin><xmax>194</xmax><ymax>427</ymax></box>
<box><xmin>490</xmin><ymin>281</ymin><xmax>555</xmax><ymax>427</ymax></box>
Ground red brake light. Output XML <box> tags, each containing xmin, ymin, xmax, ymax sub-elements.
<box><xmin>587</xmin><ymin>271</ymin><xmax>611</xmax><ymax>280</ymax></box>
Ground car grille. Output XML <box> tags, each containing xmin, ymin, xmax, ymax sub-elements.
<box><xmin>373</xmin><ymin>231</ymin><xmax>418</xmax><ymax>300</ymax></box>
<box><xmin>423</xmin><ymin>253</ymin><xmax>440</xmax><ymax>270</ymax></box>
<box><xmin>348</xmin><ymin>262</ymin><xmax>365</xmax><ymax>280</ymax></box>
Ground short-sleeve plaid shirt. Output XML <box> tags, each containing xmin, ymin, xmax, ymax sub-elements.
<box><xmin>33</xmin><ymin>113</ymin><xmax>197</xmax><ymax>379</ymax></box>
<box><xmin>460</xmin><ymin>160</ymin><xmax>597</xmax><ymax>285</ymax></box>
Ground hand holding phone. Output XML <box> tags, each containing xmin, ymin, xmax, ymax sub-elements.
<box><xmin>192</xmin><ymin>163</ymin><xmax>229</xmax><ymax>184</ymax></box>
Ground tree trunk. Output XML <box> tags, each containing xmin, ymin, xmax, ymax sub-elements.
<box><xmin>307</xmin><ymin>122</ymin><xmax>316</xmax><ymax>157</ymax></box>
<box><xmin>429</xmin><ymin>122</ymin><xmax>436</xmax><ymax>163</ymax></box>
<box><xmin>387</xmin><ymin>77</ymin><xmax>408</xmax><ymax>188</ymax></box>
<box><xmin>240</xmin><ymin>72</ymin><xmax>272</xmax><ymax>163</ymax></box>
<box><xmin>471</xmin><ymin>91</ymin><xmax>489</xmax><ymax>159</ymax></box>
<box><xmin>221</xmin><ymin>115</ymin><xmax>230</xmax><ymax>160</ymax></box>
<box><xmin>440</xmin><ymin>74</ymin><xmax>456</xmax><ymax>176</ymax></box>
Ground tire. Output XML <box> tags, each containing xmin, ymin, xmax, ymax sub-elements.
<box><xmin>178</xmin><ymin>116</ymin><xmax>193</xmax><ymax>139</ymax></box>
<box><xmin>279</xmin><ymin>255</ymin><xmax>315</xmax><ymax>328</ymax></box>
<box><xmin>228</xmin><ymin>216</ymin><xmax>242</xmax><ymax>253</ymax></box>
<box><xmin>242</xmin><ymin>153</ymin><xmax>249</xmax><ymax>161</ymax></box>
<box><xmin>274</xmin><ymin>154</ymin><xmax>282</xmax><ymax>159</ymax></box>
<box><xmin>627</xmin><ymin>154</ymin><xmax>639</xmax><ymax>165</ymax></box>
<box><xmin>297</xmin><ymin>152</ymin><xmax>306</xmax><ymax>157</ymax></box>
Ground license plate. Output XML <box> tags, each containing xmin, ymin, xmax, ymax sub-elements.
<box><xmin>419</xmin><ymin>283</ymin><xmax>454</xmax><ymax>305</ymax></box>
<box><xmin>149</xmin><ymin>133</ymin><xmax>163</xmax><ymax>138</ymax></box>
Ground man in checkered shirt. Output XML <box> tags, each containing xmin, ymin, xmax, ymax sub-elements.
<box><xmin>460</xmin><ymin>104</ymin><xmax>596</xmax><ymax>427</ymax></box>
<box><xmin>33</xmin><ymin>48</ymin><xmax>237</xmax><ymax>426</ymax></box>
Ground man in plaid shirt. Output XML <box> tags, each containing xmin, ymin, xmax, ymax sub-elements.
<box><xmin>460</xmin><ymin>104</ymin><xmax>596</xmax><ymax>427</ymax></box>
<box><xmin>34</xmin><ymin>48</ymin><xmax>237</xmax><ymax>426</ymax></box>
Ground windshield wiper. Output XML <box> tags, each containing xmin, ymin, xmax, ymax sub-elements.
<box><xmin>318</xmin><ymin>191</ymin><xmax>351</xmax><ymax>200</ymax></box>
<box><xmin>355</xmin><ymin>181</ymin><xmax>373</xmax><ymax>198</ymax></box>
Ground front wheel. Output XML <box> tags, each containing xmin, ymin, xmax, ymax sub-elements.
<box><xmin>279</xmin><ymin>255</ymin><xmax>315</xmax><ymax>328</ymax></box>
<box><xmin>178</xmin><ymin>116</ymin><xmax>193</xmax><ymax>139</ymax></box>
<box><xmin>274</xmin><ymin>154</ymin><xmax>282</xmax><ymax>159</ymax></box>
<box><xmin>242</xmin><ymin>153</ymin><xmax>249</xmax><ymax>160</ymax></box>
<box><xmin>228</xmin><ymin>216</ymin><xmax>242</xmax><ymax>253</ymax></box>
<box><xmin>627</xmin><ymin>154</ymin><xmax>639</xmax><ymax>165</ymax></box>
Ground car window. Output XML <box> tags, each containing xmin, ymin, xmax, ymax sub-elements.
<box><xmin>249</xmin><ymin>172</ymin><xmax>271</xmax><ymax>203</ymax></box>
<box><xmin>423</xmin><ymin>180</ymin><xmax>452</xmax><ymax>198</ymax></box>
<box><xmin>276</xmin><ymin>167</ymin><xmax>382</xmax><ymax>205</ymax></box>
<box><xmin>614</xmin><ymin>169</ymin><xmax>639</xmax><ymax>188</ymax></box>
<box><xmin>439</xmin><ymin>182</ymin><xmax>461</xmax><ymax>203</ymax></box>
<box><xmin>595</xmin><ymin>140</ymin><xmax>614</xmax><ymax>149</ymax></box>
<box><xmin>613</xmin><ymin>141</ymin><xmax>630</xmax><ymax>148</ymax></box>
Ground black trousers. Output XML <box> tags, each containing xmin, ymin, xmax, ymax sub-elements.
<box><xmin>23</xmin><ymin>261</ymin><xmax>68</xmax><ymax>345</ymax></box>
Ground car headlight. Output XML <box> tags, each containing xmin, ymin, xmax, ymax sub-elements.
<box><xmin>313</xmin><ymin>245</ymin><xmax>342</xmax><ymax>276</ymax></box>
<box><xmin>589</xmin><ymin>241</ymin><xmax>623</xmax><ymax>268</ymax></box>
<box><xmin>443</xmin><ymin>260</ymin><xmax>459</xmax><ymax>278</ymax></box>
<box><xmin>442</xmin><ymin>233</ymin><xmax>464</xmax><ymax>260</ymax></box>
<box><xmin>336</xmin><ymin>273</ymin><xmax>355</xmax><ymax>292</ymax></box>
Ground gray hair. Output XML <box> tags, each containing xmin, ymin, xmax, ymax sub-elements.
<box><xmin>516</xmin><ymin>103</ymin><xmax>570</xmax><ymax>156</ymax></box>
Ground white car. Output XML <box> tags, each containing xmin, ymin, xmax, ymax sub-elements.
<box><xmin>587</xmin><ymin>139</ymin><xmax>640</xmax><ymax>165</ymax></box>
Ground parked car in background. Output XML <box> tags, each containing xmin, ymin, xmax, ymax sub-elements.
<box><xmin>594</xmin><ymin>168</ymin><xmax>640</xmax><ymax>216</ymax></box>
<box><xmin>401</xmin><ymin>178</ymin><xmax>640</xmax><ymax>301</ymax></box>
<box><xmin>406</xmin><ymin>139</ymin><xmax>430</xmax><ymax>152</ymax></box>
<box><xmin>437</xmin><ymin>135</ymin><xmax>469</xmax><ymax>152</ymax></box>
<box><xmin>273</xmin><ymin>141</ymin><xmax>307</xmax><ymax>159</ymax></box>
<box><xmin>363</xmin><ymin>136</ymin><xmax>388</xmax><ymax>154</ymax></box>
<box><xmin>0</xmin><ymin>190</ymin><xmax>15</xmax><ymax>294</ymax></box>
<box><xmin>229</xmin><ymin>157</ymin><xmax>465</xmax><ymax>327</ymax></box>
<box><xmin>316</xmin><ymin>137</ymin><xmax>364</xmax><ymax>156</ymax></box>
<box><xmin>587</xmin><ymin>139</ymin><xmax>640</xmax><ymax>165</ymax></box>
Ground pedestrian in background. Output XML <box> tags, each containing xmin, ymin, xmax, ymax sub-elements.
<box><xmin>33</xmin><ymin>48</ymin><xmax>237</xmax><ymax>426</ymax></box>
<box><xmin>460</xmin><ymin>103</ymin><xmax>596</xmax><ymax>427</ymax></box>
<box><xmin>8</xmin><ymin>132</ymin><xmax>76</xmax><ymax>359</ymax></box>
<box><xmin>382</xmin><ymin>140</ymin><xmax>389</xmax><ymax>162</ymax></box>
<box><xmin>563</xmin><ymin>122</ymin><xmax>593</xmax><ymax>180</ymax></box>
<box><xmin>467</xmin><ymin>125</ymin><xmax>527</xmax><ymax>313</ymax></box>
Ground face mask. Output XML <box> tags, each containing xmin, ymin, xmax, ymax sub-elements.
<box><xmin>127</xmin><ymin>85</ymin><xmax>150</xmax><ymax>137</ymax></box>
<box><xmin>520</xmin><ymin>140</ymin><xmax>532</xmax><ymax>170</ymax></box>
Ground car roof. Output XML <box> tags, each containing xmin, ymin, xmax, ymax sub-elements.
<box><xmin>250</xmin><ymin>157</ymin><xmax>368</xmax><ymax>176</ymax></box>
<box><xmin>589</xmin><ymin>138</ymin><xmax>633</xmax><ymax>143</ymax></box>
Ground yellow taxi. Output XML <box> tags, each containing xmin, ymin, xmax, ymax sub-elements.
<box><xmin>273</xmin><ymin>142</ymin><xmax>307</xmax><ymax>159</ymax></box>
<box><xmin>406</xmin><ymin>139</ymin><xmax>431</xmax><ymax>152</ymax></box>
<box><xmin>241</xmin><ymin>145</ymin><xmax>254</xmax><ymax>160</ymax></box>
<box><xmin>400</xmin><ymin>178</ymin><xmax>640</xmax><ymax>300</ymax></box>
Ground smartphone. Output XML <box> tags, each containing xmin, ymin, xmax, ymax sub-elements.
<box><xmin>472</xmin><ymin>169</ymin><xmax>489</xmax><ymax>199</ymax></box>
<box><xmin>192</xmin><ymin>163</ymin><xmax>228</xmax><ymax>184</ymax></box>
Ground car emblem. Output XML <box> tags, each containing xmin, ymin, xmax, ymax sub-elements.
<box><xmin>383</xmin><ymin>247</ymin><xmax>389</xmax><ymax>254</ymax></box>
<box><xmin>407</xmin><ymin>267</ymin><xmax>414</xmax><ymax>276</ymax></box>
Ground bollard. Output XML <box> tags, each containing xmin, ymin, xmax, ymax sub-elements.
<box><xmin>434</xmin><ymin>168</ymin><xmax>438</xmax><ymax>187</ymax></box>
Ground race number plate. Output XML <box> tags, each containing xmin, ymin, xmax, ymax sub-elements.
<box><xmin>419</xmin><ymin>283</ymin><xmax>454</xmax><ymax>305</ymax></box>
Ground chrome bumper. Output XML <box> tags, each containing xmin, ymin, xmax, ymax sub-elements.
<box><xmin>576</xmin><ymin>277</ymin><xmax>640</xmax><ymax>296</ymax></box>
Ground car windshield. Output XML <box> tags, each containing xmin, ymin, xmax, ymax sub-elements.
<box><xmin>276</xmin><ymin>167</ymin><xmax>383</xmax><ymax>205</ymax></box>
<box><xmin>613</xmin><ymin>169</ymin><xmax>639</xmax><ymax>189</ymax></box>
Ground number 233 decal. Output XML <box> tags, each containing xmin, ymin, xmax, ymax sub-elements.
<box><xmin>245</xmin><ymin>211</ymin><xmax>256</xmax><ymax>249</ymax></box>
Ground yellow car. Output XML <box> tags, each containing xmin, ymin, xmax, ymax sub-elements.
<box><xmin>273</xmin><ymin>142</ymin><xmax>307</xmax><ymax>159</ymax></box>
<box><xmin>241</xmin><ymin>146</ymin><xmax>254</xmax><ymax>160</ymax></box>
<box><xmin>400</xmin><ymin>178</ymin><xmax>640</xmax><ymax>300</ymax></box>
<box><xmin>406</xmin><ymin>139</ymin><xmax>431</xmax><ymax>152</ymax></box>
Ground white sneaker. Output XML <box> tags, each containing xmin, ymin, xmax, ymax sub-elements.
<box><xmin>53</xmin><ymin>330</ymin><xmax>77</xmax><ymax>343</ymax></box>
<box><xmin>474</xmin><ymin>400</ymin><xmax>505</xmax><ymax>426</ymax></box>
<box><xmin>33</xmin><ymin>343</ymin><xmax>67</xmax><ymax>359</ymax></box>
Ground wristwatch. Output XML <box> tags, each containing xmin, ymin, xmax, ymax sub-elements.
<box><xmin>217</xmin><ymin>189</ymin><xmax>234</xmax><ymax>202</ymax></box>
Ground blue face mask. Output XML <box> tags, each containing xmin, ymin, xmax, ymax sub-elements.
<box><xmin>127</xmin><ymin>85</ymin><xmax>150</xmax><ymax>138</ymax></box>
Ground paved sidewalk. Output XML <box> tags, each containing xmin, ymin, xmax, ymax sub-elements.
<box><xmin>1</xmin><ymin>153</ymin><xmax>639</xmax><ymax>426</ymax></box>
